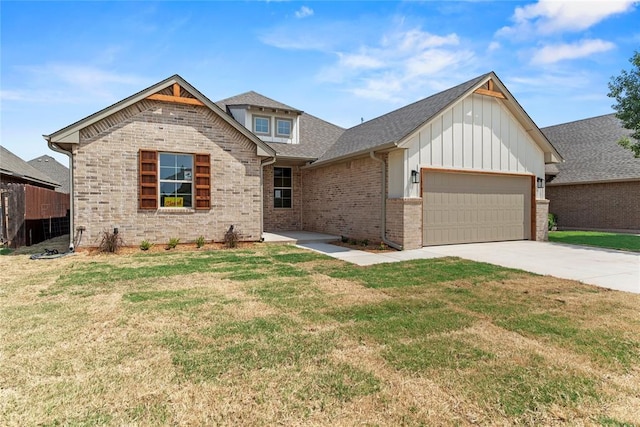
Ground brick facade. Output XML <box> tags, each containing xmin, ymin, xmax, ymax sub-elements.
<box><xmin>386</xmin><ymin>198</ymin><xmax>423</xmax><ymax>249</ymax></box>
<box><xmin>263</xmin><ymin>164</ymin><xmax>303</xmax><ymax>231</ymax></box>
<box><xmin>302</xmin><ymin>156</ymin><xmax>384</xmax><ymax>242</ymax></box>
<box><xmin>547</xmin><ymin>181</ymin><xmax>640</xmax><ymax>231</ymax></box>
<box><xmin>535</xmin><ymin>199</ymin><xmax>549</xmax><ymax>241</ymax></box>
<box><xmin>73</xmin><ymin>101</ymin><xmax>263</xmax><ymax>247</ymax></box>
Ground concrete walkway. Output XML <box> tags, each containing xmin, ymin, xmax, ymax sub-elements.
<box><xmin>297</xmin><ymin>240</ymin><xmax>640</xmax><ymax>294</ymax></box>
<box><xmin>263</xmin><ymin>231</ymin><xmax>339</xmax><ymax>244</ymax></box>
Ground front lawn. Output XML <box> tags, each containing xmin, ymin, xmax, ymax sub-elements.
<box><xmin>1</xmin><ymin>245</ymin><xmax>639</xmax><ymax>425</ymax></box>
<box><xmin>549</xmin><ymin>230</ymin><xmax>640</xmax><ymax>252</ymax></box>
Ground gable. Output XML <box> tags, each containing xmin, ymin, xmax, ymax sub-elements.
<box><xmin>44</xmin><ymin>75</ymin><xmax>276</xmax><ymax>158</ymax></box>
<box><xmin>403</xmin><ymin>92</ymin><xmax>545</xmax><ymax>176</ymax></box>
<box><xmin>310</xmin><ymin>72</ymin><xmax>561</xmax><ymax>168</ymax></box>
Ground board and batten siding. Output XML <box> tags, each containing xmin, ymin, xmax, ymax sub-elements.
<box><xmin>396</xmin><ymin>94</ymin><xmax>545</xmax><ymax>198</ymax></box>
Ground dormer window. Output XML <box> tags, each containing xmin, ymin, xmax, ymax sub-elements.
<box><xmin>254</xmin><ymin>116</ymin><xmax>270</xmax><ymax>135</ymax></box>
<box><xmin>276</xmin><ymin>118</ymin><xmax>292</xmax><ymax>137</ymax></box>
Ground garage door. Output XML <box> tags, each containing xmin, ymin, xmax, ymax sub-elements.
<box><xmin>423</xmin><ymin>171</ymin><xmax>531</xmax><ymax>246</ymax></box>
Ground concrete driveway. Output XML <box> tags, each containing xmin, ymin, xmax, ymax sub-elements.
<box><xmin>422</xmin><ymin>241</ymin><xmax>640</xmax><ymax>294</ymax></box>
<box><xmin>299</xmin><ymin>240</ymin><xmax>640</xmax><ymax>294</ymax></box>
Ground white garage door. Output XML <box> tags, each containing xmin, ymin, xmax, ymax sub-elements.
<box><xmin>423</xmin><ymin>171</ymin><xmax>531</xmax><ymax>246</ymax></box>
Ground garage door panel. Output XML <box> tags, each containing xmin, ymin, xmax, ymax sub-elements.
<box><xmin>423</xmin><ymin>172</ymin><xmax>531</xmax><ymax>246</ymax></box>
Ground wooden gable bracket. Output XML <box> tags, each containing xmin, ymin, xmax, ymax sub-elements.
<box><xmin>146</xmin><ymin>83</ymin><xmax>206</xmax><ymax>106</ymax></box>
<box><xmin>474</xmin><ymin>79</ymin><xmax>506</xmax><ymax>99</ymax></box>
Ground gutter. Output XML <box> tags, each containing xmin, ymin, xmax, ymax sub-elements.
<box><xmin>369</xmin><ymin>151</ymin><xmax>403</xmax><ymax>251</ymax></box>
<box><xmin>260</xmin><ymin>155</ymin><xmax>277</xmax><ymax>240</ymax></box>
<box><xmin>45</xmin><ymin>138</ymin><xmax>75</xmax><ymax>252</ymax></box>
<box><xmin>303</xmin><ymin>142</ymin><xmax>398</xmax><ymax>170</ymax></box>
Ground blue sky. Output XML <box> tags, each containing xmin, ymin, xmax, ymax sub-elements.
<box><xmin>1</xmin><ymin>1</ymin><xmax>639</xmax><ymax>164</ymax></box>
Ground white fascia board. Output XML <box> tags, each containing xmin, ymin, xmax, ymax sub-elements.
<box><xmin>50</xmin><ymin>130</ymin><xmax>79</xmax><ymax>144</ymax></box>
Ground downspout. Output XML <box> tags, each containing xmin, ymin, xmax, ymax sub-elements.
<box><xmin>369</xmin><ymin>151</ymin><xmax>403</xmax><ymax>250</ymax></box>
<box><xmin>46</xmin><ymin>140</ymin><xmax>75</xmax><ymax>251</ymax></box>
<box><xmin>260</xmin><ymin>156</ymin><xmax>277</xmax><ymax>240</ymax></box>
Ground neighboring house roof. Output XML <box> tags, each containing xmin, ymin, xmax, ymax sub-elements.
<box><xmin>0</xmin><ymin>146</ymin><xmax>60</xmax><ymax>188</ymax></box>
<box><xmin>313</xmin><ymin>71</ymin><xmax>562</xmax><ymax>166</ymax></box>
<box><xmin>542</xmin><ymin>114</ymin><xmax>640</xmax><ymax>185</ymax></box>
<box><xmin>28</xmin><ymin>155</ymin><xmax>70</xmax><ymax>193</ymax></box>
<box><xmin>44</xmin><ymin>75</ymin><xmax>276</xmax><ymax>158</ymax></box>
<box><xmin>217</xmin><ymin>91</ymin><xmax>345</xmax><ymax>160</ymax></box>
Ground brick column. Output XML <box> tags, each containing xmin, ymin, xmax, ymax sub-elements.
<box><xmin>386</xmin><ymin>198</ymin><xmax>423</xmax><ymax>250</ymax></box>
<box><xmin>536</xmin><ymin>199</ymin><xmax>550</xmax><ymax>241</ymax></box>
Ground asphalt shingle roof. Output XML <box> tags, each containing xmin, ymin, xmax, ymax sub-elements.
<box><xmin>316</xmin><ymin>73</ymin><xmax>491</xmax><ymax>163</ymax></box>
<box><xmin>28</xmin><ymin>155</ymin><xmax>70</xmax><ymax>193</ymax></box>
<box><xmin>542</xmin><ymin>114</ymin><xmax>640</xmax><ymax>185</ymax></box>
<box><xmin>0</xmin><ymin>146</ymin><xmax>60</xmax><ymax>187</ymax></box>
<box><xmin>217</xmin><ymin>91</ymin><xmax>344</xmax><ymax>160</ymax></box>
<box><xmin>217</xmin><ymin>91</ymin><xmax>301</xmax><ymax>113</ymax></box>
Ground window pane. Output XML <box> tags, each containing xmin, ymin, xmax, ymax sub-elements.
<box><xmin>277</xmin><ymin>119</ymin><xmax>291</xmax><ymax>136</ymax></box>
<box><xmin>160</xmin><ymin>166</ymin><xmax>176</xmax><ymax>180</ymax></box>
<box><xmin>159</xmin><ymin>153</ymin><xmax>175</xmax><ymax>167</ymax></box>
<box><xmin>254</xmin><ymin>117</ymin><xmax>269</xmax><ymax>134</ymax></box>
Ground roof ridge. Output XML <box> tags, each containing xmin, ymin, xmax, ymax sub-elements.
<box><xmin>348</xmin><ymin>72</ymin><xmax>493</xmax><ymax>131</ymax></box>
<box><xmin>542</xmin><ymin>113</ymin><xmax>617</xmax><ymax>130</ymax></box>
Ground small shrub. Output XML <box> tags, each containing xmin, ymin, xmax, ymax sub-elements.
<box><xmin>195</xmin><ymin>235</ymin><xmax>206</xmax><ymax>248</ymax></box>
<box><xmin>140</xmin><ymin>240</ymin><xmax>153</xmax><ymax>251</ymax></box>
<box><xmin>98</xmin><ymin>229</ymin><xmax>124</xmax><ymax>253</ymax></box>
<box><xmin>548</xmin><ymin>213</ymin><xmax>558</xmax><ymax>231</ymax></box>
<box><xmin>166</xmin><ymin>237</ymin><xmax>180</xmax><ymax>250</ymax></box>
<box><xmin>224</xmin><ymin>225</ymin><xmax>240</xmax><ymax>249</ymax></box>
<box><xmin>378</xmin><ymin>242</ymin><xmax>386</xmax><ymax>251</ymax></box>
<box><xmin>361</xmin><ymin>239</ymin><xmax>369</xmax><ymax>247</ymax></box>
<box><xmin>349</xmin><ymin>238</ymin><xmax>357</xmax><ymax>245</ymax></box>
<box><xmin>341</xmin><ymin>235</ymin><xmax>349</xmax><ymax>243</ymax></box>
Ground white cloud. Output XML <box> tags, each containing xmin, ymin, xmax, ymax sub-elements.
<box><xmin>295</xmin><ymin>6</ymin><xmax>314</xmax><ymax>19</ymax></box>
<box><xmin>498</xmin><ymin>0</ymin><xmax>636</xmax><ymax>37</ymax></box>
<box><xmin>487</xmin><ymin>41</ymin><xmax>501</xmax><ymax>52</ymax></box>
<box><xmin>337</xmin><ymin>52</ymin><xmax>385</xmax><ymax>70</ymax></box>
<box><xmin>316</xmin><ymin>27</ymin><xmax>473</xmax><ymax>102</ymax></box>
<box><xmin>530</xmin><ymin>39</ymin><xmax>615</xmax><ymax>64</ymax></box>
<box><xmin>4</xmin><ymin>64</ymin><xmax>144</xmax><ymax>104</ymax></box>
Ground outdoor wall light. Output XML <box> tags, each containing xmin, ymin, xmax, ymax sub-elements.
<box><xmin>411</xmin><ymin>169</ymin><xmax>420</xmax><ymax>184</ymax></box>
<box><xmin>537</xmin><ymin>177</ymin><xmax>544</xmax><ymax>188</ymax></box>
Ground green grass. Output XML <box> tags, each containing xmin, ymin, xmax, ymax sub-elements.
<box><xmin>467</xmin><ymin>356</ymin><xmax>598</xmax><ymax>417</ymax></box>
<box><xmin>318</xmin><ymin>257</ymin><xmax>526</xmax><ymax>288</ymax></box>
<box><xmin>549</xmin><ymin>231</ymin><xmax>640</xmax><ymax>252</ymax></box>
<box><xmin>328</xmin><ymin>299</ymin><xmax>474</xmax><ymax>343</ymax></box>
<box><xmin>0</xmin><ymin>247</ymin><xmax>14</xmax><ymax>255</ymax></box>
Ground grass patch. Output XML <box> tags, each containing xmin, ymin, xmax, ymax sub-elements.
<box><xmin>3</xmin><ymin>244</ymin><xmax>640</xmax><ymax>425</ymax></box>
<box><xmin>467</xmin><ymin>356</ymin><xmax>598</xmax><ymax>417</ymax></box>
<box><xmin>328</xmin><ymin>299</ymin><xmax>474</xmax><ymax>343</ymax></box>
<box><xmin>123</xmin><ymin>289</ymin><xmax>208</xmax><ymax>311</ymax></box>
<box><xmin>163</xmin><ymin>328</ymin><xmax>336</xmax><ymax>382</ymax></box>
<box><xmin>0</xmin><ymin>247</ymin><xmax>14</xmax><ymax>255</ymax></box>
<box><xmin>385</xmin><ymin>336</ymin><xmax>495</xmax><ymax>371</ymax></box>
<box><xmin>320</xmin><ymin>257</ymin><xmax>525</xmax><ymax>288</ymax></box>
<box><xmin>495</xmin><ymin>313</ymin><xmax>640</xmax><ymax>369</ymax></box>
<box><xmin>549</xmin><ymin>231</ymin><xmax>640</xmax><ymax>252</ymax></box>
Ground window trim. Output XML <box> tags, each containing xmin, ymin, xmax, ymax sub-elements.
<box><xmin>253</xmin><ymin>115</ymin><xmax>271</xmax><ymax>136</ymax></box>
<box><xmin>275</xmin><ymin>118</ymin><xmax>293</xmax><ymax>137</ymax></box>
<box><xmin>273</xmin><ymin>166</ymin><xmax>292</xmax><ymax>209</ymax></box>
